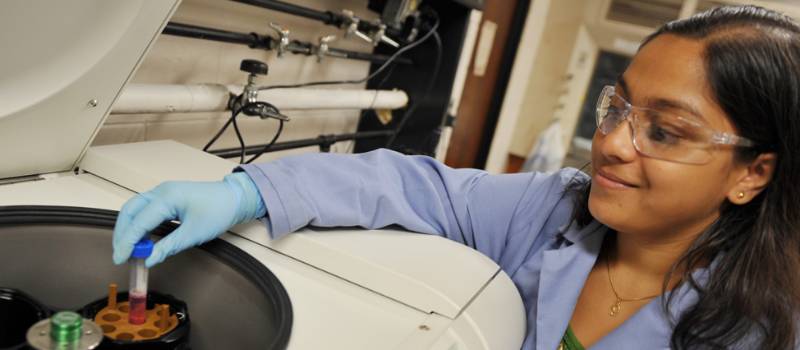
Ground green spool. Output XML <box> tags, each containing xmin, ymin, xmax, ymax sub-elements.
<box><xmin>49</xmin><ymin>311</ymin><xmax>83</xmax><ymax>343</ymax></box>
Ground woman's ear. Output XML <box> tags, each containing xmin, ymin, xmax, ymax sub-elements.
<box><xmin>727</xmin><ymin>153</ymin><xmax>777</xmax><ymax>205</ymax></box>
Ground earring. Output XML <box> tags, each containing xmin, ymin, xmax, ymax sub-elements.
<box><xmin>737</xmin><ymin>191</ymin><xmax>745</xmax><ymax>199</ymax></box>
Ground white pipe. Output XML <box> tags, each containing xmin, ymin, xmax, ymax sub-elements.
<box><xmin>113</xmin><ymin>84</ymin><xmax>229</xmax><ymax>114</ymax></box>
<box><xmin>111</xmin><ymin>83</ymin><xmax>409</xmax><ymax>114</ymax></box>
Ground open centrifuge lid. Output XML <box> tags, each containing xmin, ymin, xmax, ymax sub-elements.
<box><xmin>0</xmin><ymin>0</ymin><xmax>179</xmax><ymax>180</ymax></box>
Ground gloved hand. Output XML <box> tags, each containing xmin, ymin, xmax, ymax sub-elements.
<box><xmin>112</xmin><ymin>172</ymin><xmax>266</xmax><ymax>267</ymax></box>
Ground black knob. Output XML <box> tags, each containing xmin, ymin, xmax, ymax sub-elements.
<box><xmin>240</xmin><ymin>59</ymin><xmax>268</xmax><ymax>76</ymax></box>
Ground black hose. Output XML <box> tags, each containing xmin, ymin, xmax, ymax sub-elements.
<box><xmin>385</xmin><ymin>18</ymin><xmax>443</xmax><ymax>148</ymax></box>
<box><xmin>209</xmin><ymin>130</ymin><xmax>393</xmax><ymax>158</ymax></box>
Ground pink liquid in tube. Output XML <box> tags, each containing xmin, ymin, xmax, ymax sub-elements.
<box><xmin>128</xmin><ymin>291</ymin><xmax>147</xmax><ymax>324</ymax></box>
<box><xmin>128</xmin><ymin>239</ymin><xmax>152</xmax><ymax>325</ymax></box>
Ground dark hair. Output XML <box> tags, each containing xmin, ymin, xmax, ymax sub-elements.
<box><xmin>569</xmin><ymin>5</ymin><xmax>800</xmax><ymax>350</ymax></box>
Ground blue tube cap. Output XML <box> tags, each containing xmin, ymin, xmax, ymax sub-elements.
<box><xmin>131</xmin><ymin>239</ymin><xmax>154</xmax><ymax>259</ymax></box>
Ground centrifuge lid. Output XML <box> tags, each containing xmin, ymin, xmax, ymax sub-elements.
<box><xmin>0</xmin><ymin>0</ymin><xmax>179</xmax><ymax>180</ymax></box>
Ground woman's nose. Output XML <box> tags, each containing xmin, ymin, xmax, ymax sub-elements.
<box><xmin>595</xmin><ymin>118</ymin><xmax>638</xmax><ymax>163</ymax></box>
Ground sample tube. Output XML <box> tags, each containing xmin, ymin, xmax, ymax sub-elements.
<box><xmin>128</xmin><ymin>238</ymin><xmax>153</xmax><ymax>325</ymax></box>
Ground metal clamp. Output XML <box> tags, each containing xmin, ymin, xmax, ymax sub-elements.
<box><xmin>372</xmin><ymin>24</ymin><xmax>399</xmax><ymax>48</ymax></box>
<box><xmin>253</xmin><ymin>103</ymin><xmax>290</xmax><ymax>121</ymax></box>
<box><xmin>269</xmin><ymin>22</ymin><xmax>290</xmax><ymax>57</ymax></box>
<box><xmin>244</xmin><ymin>76</ymin><xmax>258</xmax><ymax>104</ymax></box>
<box><xmin>342</xmin><ymin>9</ymin><xmax>373</xmax><ymax>44</ymax></box>
<box><xmin>316</xmin><ymin>35</ymin><xmax>337</xmax><ymax>62</ymax></box>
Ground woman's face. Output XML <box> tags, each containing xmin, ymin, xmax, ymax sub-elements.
<box><xmin>589</xmin><ymin>34</ymin><xmax>746</xmax><ymax>240</ymax></box>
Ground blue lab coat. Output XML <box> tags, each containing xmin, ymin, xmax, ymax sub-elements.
<box><xmin>239</xmin><ymin>149</ymin><xmax>707</xmax><ymax>350</ymax></box>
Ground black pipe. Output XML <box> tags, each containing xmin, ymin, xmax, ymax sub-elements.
<box><xmin>163</xmin><ymin>22</ymin><xmax>267</xmax><ymax>48</ymax></box>
<box><xmin>327</xmin><ymin>48</ymin><xmax>407</xmax><ymax>65</ymax></box>
<box><xmin>230</xmin><ymin>0</ymin><xmax>402</xmax><ymax>38</ymax></box>
<box><xmin>232</xmin><ymin>0</ymin><xmax>333</xmax><ymax>23</ymax></box>
<box><xmin>163</xmin><ymin>22</ymin><xmax>411</xmax><ymax>65</ymax></box>
<box><xmin>286</xmin><ymin>40</ymin><xmax>412</xmax><ymax>65</ymax></box>
<box><xmin>209</xmin><ymin>130</ymin><xmax>393</xmax><ymax>158</ymax></box>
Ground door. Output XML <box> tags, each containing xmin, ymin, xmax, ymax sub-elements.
<box><xmin>445</xmin><ymin>0</ymin><xmax>526</xmax><ymax>169</ymax></box>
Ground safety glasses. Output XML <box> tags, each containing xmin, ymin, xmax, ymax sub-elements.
<box><xmin>595</xmin><ymin>85</ymin><xmax>755</xmax><ymax>164</ymax></box>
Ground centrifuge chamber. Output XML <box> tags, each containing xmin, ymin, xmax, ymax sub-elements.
<box><xmin>0</xmin><ymin>206</ymin><xmax>292</xmax><ymax>349</ymax></box>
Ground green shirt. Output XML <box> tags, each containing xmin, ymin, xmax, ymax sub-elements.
<box><xmin>558</xmin><ymin>325</ymin><xmax>585</xmax><ymax>350</ymax></box>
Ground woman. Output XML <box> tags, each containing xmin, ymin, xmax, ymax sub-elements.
<box><xmin>112</xmin><ymin>5</ymin><xmax>800</xmax><ymax>349</ymax></box>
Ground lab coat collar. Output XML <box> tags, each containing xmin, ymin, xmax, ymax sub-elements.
<box><xmin>558</xmin><ymin>220</ymin><xmax>604</xmax><ymax>246</ymax></box>
<box><xmin>536</xmin><ymin>221</ymin><xmax>607</xmax><ymax>350</ymax></box>
<box><xmin>540</xmin><ymin>220</ymin><xmax>717</xmax><ymax>350</ymax></box>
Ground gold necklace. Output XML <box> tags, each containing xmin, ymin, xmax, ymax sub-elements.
<box><xmin>605</xmin><ymin>253</ymin><xmax>660</xmax><ymax>317</ymax></box>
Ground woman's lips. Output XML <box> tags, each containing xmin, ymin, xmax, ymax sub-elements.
<box><xmin>594</xmin><ymin>170</ymin><xmax>638</xmax><ymax>189</ymax></box>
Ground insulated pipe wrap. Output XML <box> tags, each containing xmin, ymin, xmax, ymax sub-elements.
<box><xmin>112</xmin><ymin>83</ymin><xmax>408</xmax><ymax>114</ymax></box>
<box><xmin>113</xmin><ymin>84</ymin><xmax>230</xmax><ymax>114</ymax></box>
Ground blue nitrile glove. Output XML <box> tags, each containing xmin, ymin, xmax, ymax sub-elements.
<box><xmin>112</xmin><ymin>172</ymin><xmax>266</xmax><ymax>267</ymax></box>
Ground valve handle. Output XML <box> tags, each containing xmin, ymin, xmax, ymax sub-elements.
<box><xmin>269</xmin><ymin>22</ymin><xmax>290</xmax><ymax>36</ymax></box>
<box><xmin>240</xmin><ymin>59</ymin><xmax>268</xmax><ymax>76</ymax></box>
<box><xmin>316</xmin><ymin>35</ymin><xmax>337</xmax><ymax>63</ymax></box>
<box><xmin>342</xmin><ymin>9</ymin><xmax>373</xmax><ymax>44</ymax></box>
<box><xmin>269</xmin><ymin>22</ymin><xmax>291</xmax><ymax>57</ymax></box>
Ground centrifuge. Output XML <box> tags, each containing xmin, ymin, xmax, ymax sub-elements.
<box><xmin>0</xmin><ymin>1</ymin><xmax>525</xmax><ymax>349</ymax></box>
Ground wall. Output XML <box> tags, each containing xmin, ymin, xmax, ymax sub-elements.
<box><xmin>93</xmin><ymin>0</ymin><xmax>379</xmax><ymax>160</ymax></box>
<box><xmin>506</xmin><ymin>0</ymin><xmax>586</xmax><ymax>158</ymax></box>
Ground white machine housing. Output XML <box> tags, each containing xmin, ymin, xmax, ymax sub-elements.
<box><xmin>0</xmin><ymin>1</ymin><xmax>526</xmax><ymax>349</ymax></box>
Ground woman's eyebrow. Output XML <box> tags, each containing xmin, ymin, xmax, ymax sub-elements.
<box><xmin>648</xmin><ymin>98</ymin><xmax>705</xmax><ymax>122</ymax></box>
<box><xmin>616</xmin><ymin>74</ymin><xmax>705</xmax><ymax>121</ymax></box>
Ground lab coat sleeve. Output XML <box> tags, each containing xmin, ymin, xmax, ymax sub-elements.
<box><xmin>238</xmin><ymin>149</ymin><xmax>581</xmax><ymax>263</ymax></box>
